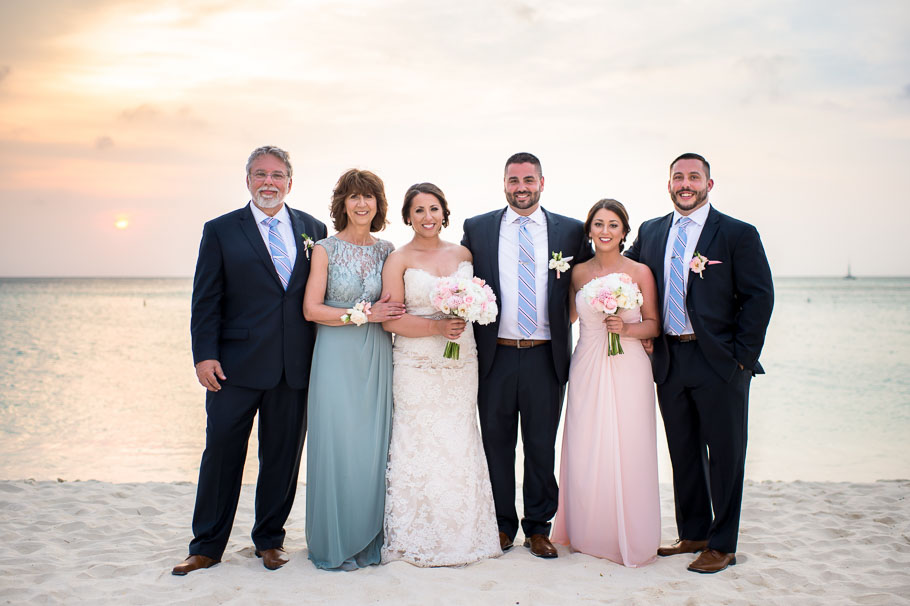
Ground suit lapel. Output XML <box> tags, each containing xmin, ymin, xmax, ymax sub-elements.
<box><xmin>687</xmin><ymin>207</ymin><xmax>720</xmax><ymax>294</ymax></box>
<box><xmin>486</xmin><ymin>209</ymin><xmax>506</xmax><ymax>295</ymax></box>
<box><xmin>286</xmin><ymin>206</ymin><xmax>310</xmax><ymax>289</ymax></box>
<box><xmin>652</xmin><ymin>213</ymin><xmax>673</xmax><ymax>300</ymax></box>
<box><xmin>240</xmin><ymin>203</ymin><xmax>284</xmax><ymax>289</ymax></box>
<box><xmin>543</xmin><ymin>208</ymin><xmax>558</xmax><ymax>300</ymax></box>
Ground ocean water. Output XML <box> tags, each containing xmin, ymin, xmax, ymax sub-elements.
<box><xmin>0</xmin><ymin>277</ymin><xmax>908</xmax><ymax>484</ymax></box>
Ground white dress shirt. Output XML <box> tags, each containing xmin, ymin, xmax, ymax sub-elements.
<box><xmin>250</xmin><ymin>201</ymin><xmax>298</xmax><ymax>269</ymax></box>
<box><xmin>497</xmin><ymin>206</ymin><xmax>551</xmax><ymax>340</ymax></box>
<box><xmin>662</xmin><ymin>202</ymin><xmax>711</xmax><ymax>335</ymax></box>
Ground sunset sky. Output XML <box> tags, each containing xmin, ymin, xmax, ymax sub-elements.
<box><xmin>1</xmin><ymin>0</ymin><xmax>908</xmax><ymax>277</ymax></box>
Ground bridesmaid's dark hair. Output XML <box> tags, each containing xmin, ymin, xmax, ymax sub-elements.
<box><xmin>329</xmin><ymin>169</ymin><xmax>388</xmax><ymax>232</ymax></box>
<box><xmin>584</xmin><ymin>199</ymin><xmax>631</xmax><ymax>252</ymax></box>
<box><xmin>401</xmin><ymin>182</ymin><xmax>451</xmax><ymax>228</ymax></box>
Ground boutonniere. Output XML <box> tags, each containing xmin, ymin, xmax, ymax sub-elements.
<box><xmin>340</xmin><ymin>300</ymin><xmax>372</xmax><ymax>326</ymax></box>
<box><xmin>301</xmin><ymin>233</ymin><xmax>315</xmax><ymax>260</ymax></box>
<box><xmin>689</xmin><ymin>251</ymin><xmax>722</xmax><ymax>279</ymax></box>
<box><xmin>548</xmin><ymin>251</ymin><xmax>573</xmax><ymax>279</ymax></box>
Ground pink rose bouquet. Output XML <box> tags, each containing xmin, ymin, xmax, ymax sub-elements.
<box><xmin>431</xmin><ymin>276</ymin><xmax>498</xmax><ymax>359</ymax></box>
<box><xmin>580</xmin><ymin>272</ymin><xmax>643</xmax><ymax>355</ymax></box>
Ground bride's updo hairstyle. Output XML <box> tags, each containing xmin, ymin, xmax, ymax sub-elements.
<box><xmin>401</xmin><ymin>182</ymin><xmax>451</xmax><ymax>228</ymax></box>
<box><xmin>584</xmin><ymin>199</ymin><xmax>631</xmax><ymax>252</ymax></box>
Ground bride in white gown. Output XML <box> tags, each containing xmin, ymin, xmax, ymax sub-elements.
<box><xmin>379</xmin><ymin>183</ymin><xmax>500</xmax><ymax>567</ymax></box>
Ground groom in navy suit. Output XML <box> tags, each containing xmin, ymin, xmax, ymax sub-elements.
<box><xmin>173</xmin><ymin>146</ymin><xmax>327</xmax><ymax>575</ymax></box>
<box><xmin>462</xmin><ymin>153</ymin><xmax>592</xmax><ymax>558</ymax></box>
<box><xmin>626</xmin><ymin>153</ymin><xmax>773</xmax><ymax>573</ymax></box>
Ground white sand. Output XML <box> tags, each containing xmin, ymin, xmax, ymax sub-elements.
<box><xmin>1</xmin><ymin>480</ymin><xmax>908</xmax><ymax>605</ymax></box>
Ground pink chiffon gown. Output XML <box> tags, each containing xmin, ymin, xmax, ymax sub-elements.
<box><xmin>551</xmin><ymin>290</ymin><xmax>660</xmax><ymax>567</ymax></box>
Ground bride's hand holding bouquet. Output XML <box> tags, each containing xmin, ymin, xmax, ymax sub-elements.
<box><xmin>431</xmin><ymin>276</ymin><xmax>498</xmax><ymax>359</ymax></box>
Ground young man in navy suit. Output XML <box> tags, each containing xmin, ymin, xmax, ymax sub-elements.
<box><xmin>626</xmin><ymin>153</ymin><xmax>773</xmax><ymax>573</ymax></box>
<box><xmin>462</xmin><ymin>153</ymin><xmax>592</xmax><ymax>559</ymax></box>
<box><xmin>173</xmin><ymin>146</ymin><xmax>327</xmax><ymax>575</ymax></box>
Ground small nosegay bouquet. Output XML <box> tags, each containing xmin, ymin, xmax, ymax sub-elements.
<box><xmin>580</xmin><ymin>273</ymin><xmax>643</xmax><ymax>355</ymax></box>
<box><xmin>431</xmin><ymin>276</ymin><xmax>498</xmax><ymax>359</ymax></box>
<box><xmin>340</xmin><ymin>300</ymin><xmax>371</xmax><ymax>326</ymax></box>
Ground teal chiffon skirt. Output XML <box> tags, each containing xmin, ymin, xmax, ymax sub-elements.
<box><xmin>305</xmin><ymin>319</ymin><xmax>393</xmax><ymax>570</ymax></box>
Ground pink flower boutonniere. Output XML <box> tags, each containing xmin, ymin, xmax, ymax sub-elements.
<box><xmin>689</xmin><ymin>252</ymin><xmax>722</xmax><ymax>279</ymax></box>
<box><xmin>301</xmin><ymin>233</ymin><xmax>315</xmax><ymax>260</ymax></box>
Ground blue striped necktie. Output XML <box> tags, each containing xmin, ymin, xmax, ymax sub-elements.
<box><xmin>667</xmin><ymin>217</ymin><xmax>692</xmax><ymax>335</ymax></box>
<box><xmin>262</xmin><ymin>217</ymin><xmax>292</xmax><ymax>290</ymax></box>
<box><xmin>517</xmin><ymin>217</ymin><xmax>537</xmax><ymax>338</ymax></box>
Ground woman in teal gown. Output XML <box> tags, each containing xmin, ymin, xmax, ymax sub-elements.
<box><xmin>303</xmin><ymin>169</ymin><xmax>405</xmax><ymax>570</ymax></box>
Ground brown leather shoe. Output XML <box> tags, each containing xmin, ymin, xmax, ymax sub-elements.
<box><xmin>657</xmin><ymin>539</ymin><xmax>708</xmax><ymax>557</ymax></box>
<box><xmin>499</xmin><ymin>531</ymin><xmax>514</xmax><ymax>552</ymax></box>
<box><xmin>687</xmin><ymin>549</ymin><xmax>736</xmax><ymax>574</ymax></box>
<box><xmin>172</xmin><ymin>554</ymin><xmax>219</xmax><ymax>576</ymax></box>
<box><xmin>255</xmin><ymin>547</ymin><xmax>288</xmax><ymax>570</ymax></box>
<box><xmin>523</xmin><ymin>534</ymin><xmax>558</xmax><ymax>559</ymax></box>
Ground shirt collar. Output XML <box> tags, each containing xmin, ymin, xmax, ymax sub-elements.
<box><xmin>673</xmin><ymin>202</ymin><xmax>711</xmax><ymax>228</ymax></box>
<box><xmin>249</xmin><ymin>201</ymin><xmax>291</xmax><ymax>226</ymax></box>
<box><xmin>504</xmin><ymin>205</ymin><xmax>545</xmax><ymax>226</ymax></box>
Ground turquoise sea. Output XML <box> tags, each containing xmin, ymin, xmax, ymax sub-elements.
<box><xmin>0</xmin><ymin>277</ymin><xmax>908</xmax><ymax>484</ymax></box>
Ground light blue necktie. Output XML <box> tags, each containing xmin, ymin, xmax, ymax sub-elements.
<box><xmin>517</xmin><ymin>217</ymin><xmax>537</xmax><ymax>339</ymax></box>
<box><xmin>262</xmin><ymin>217</ymin><xmax>291</xmax><ymax>290</ymax></box>
<box><xmin>667</xmin><ymin>217</ymin><xmax>692</xmax><ymax>335</ymax></box>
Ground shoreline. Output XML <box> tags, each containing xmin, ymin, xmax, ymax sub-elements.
<box><xmin>2</xmin><ymin>479</ymin><xmax>907</xmax><ymax>604</ymax></box>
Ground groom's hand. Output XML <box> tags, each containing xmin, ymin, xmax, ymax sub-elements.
<box><xmin>196</xmin><ymin>359</ymin><xmax>226</xmax><ymax>391</ymax></box>
<box><xmin>641</xmin><ymin>338</ymin><xmax>654</xmax><ymax>355</ymax></box>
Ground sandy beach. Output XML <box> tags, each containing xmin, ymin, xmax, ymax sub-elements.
<box><xmin>1</xmin><ymin>479</ymin><xmax>907</xmax><ymax>605</ymax></box>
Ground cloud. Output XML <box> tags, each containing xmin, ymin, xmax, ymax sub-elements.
<box><xmin>735</xmin><ymin>54</ymin><xmax>796</xmax><ymax>103</ymax></box>
<box><xmin>120</xmin><ymin>104</ymin><xmax>159</xmax><ymax>122</ymax></box>
<box><xmin>94</xmin><ymin>136</ymin><xmax>114</xmax><ymax>150</ymax></box>
<box><xmin>904</xmin><ymin>83</ymin><xmax>910</xmax><ymax>98</ymax></box>
<box><xmin>0</xmin><ymin>65</ymin><xmax>9</xmax><ymax>83</ymax></box>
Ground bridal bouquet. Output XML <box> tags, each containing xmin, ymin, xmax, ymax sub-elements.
<box><xmin>431</xmin><ymin>276</ymin><xmax>498</xmax><ymax>359</ymax></box>
<box><xmin>580</xmin><ymin>273</ymin><xmax>643</xmax><ymax>356</ymax></box>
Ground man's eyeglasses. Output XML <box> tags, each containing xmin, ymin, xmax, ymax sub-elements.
<box><xmin>251</xmin><ymin>171</ymin><xmax>289</xmax><ymax>183</ymax></box>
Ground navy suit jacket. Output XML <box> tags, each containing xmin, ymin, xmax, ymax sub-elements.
<box><xmin>191</xmin><ymin>204</ymin><xmax>328</xmax><ymax>390</ymax></box>
<box><xmin>625</xmin><ymin>206</ymin><xmax>773</xmax><ymax>384</ymax></box>
<box><xmin>462</xmin><ymin>207</ymin><xmax>593</xmax><ymax>384</ymax></box>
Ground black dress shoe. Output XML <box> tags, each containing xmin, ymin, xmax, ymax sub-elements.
<box><xmin>523</xmin><ymin>534</ymin><xmax>558</xmax><ymax>558</ymax></box>
<box><xmin>172</xmin><ymin>554</ymin><xmax>220</xmax><ymax>576</ymax></box>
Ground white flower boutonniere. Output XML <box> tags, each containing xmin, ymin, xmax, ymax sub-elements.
<box><xmin>301</xmin><ymin>233</ymin><xmax>315</xmax><ymax>260</ymax></box>
<box><xmin>548</xmin><ymin>251</ymin><xmax>573</xmax><ymax>279</ymax></box>
<box><xmin>340</xmin><ymin>300</ymin><xmax>372</xmax><ymax>326</ymax></box>
<box><xmin>689</xmin><ymin>251</ymin><xmax>722</xmax><ymax>279</ymax></box>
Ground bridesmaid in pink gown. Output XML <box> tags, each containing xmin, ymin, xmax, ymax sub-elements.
<box><xmin>552</xmin><ymin>199</ymin><xmax>661</xmax><ymax>567</ymax></box>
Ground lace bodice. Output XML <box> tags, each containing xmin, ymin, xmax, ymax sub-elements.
<box><xmin>402</xmin><ymin>261</ymin><xmax>474</xmax><ymax>317</ymax></box>
<box><xmin>318</xmin><ymin>235</ymin><xmax>393</xmax><ymax>307</ymax></box>
<box><xmin>393</xmin><ymin>261</ymin><xmax>477</xmax><ymax>364</ymax></box>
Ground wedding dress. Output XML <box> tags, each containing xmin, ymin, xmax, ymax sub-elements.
<box><xmin>381</xmin><ymin>261</ymin><xmax>500</xmax><ymax>567</ymax></box>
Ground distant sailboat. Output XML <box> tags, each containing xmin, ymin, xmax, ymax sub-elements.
<box><xmin>845</xmin><ymin>263</ymin><xmax>856</xmax><ymax>280</ymax></box>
